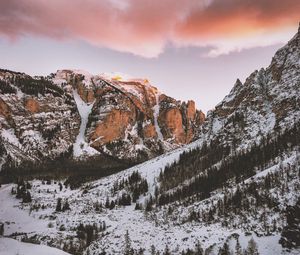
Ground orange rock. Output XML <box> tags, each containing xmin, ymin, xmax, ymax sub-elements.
<box><xmin>0</xmin><ymin>98</ymin><xmax>11</xmax><ymax>118</ymax></box>
<box><xmin>90</xmin><ymin>109</ymin><xmax>134</xmax><ymax>146</ymax></box>
<box><xmin>161</xmin><ymin>108</ymin><xmax>186</xmax><ymax>143</ymax></box>
<box><xmin>196</xmin><ymin>110</ymin><xmax>206</xmax><ymax>124</ymax></box>
<box><xmin>77</xmin><ymin>83</ymin><xmax>95</xmax><ymax>103</ymax></box>
<box><xmin>187</xmin><ymin>100</ymin><xmax>196</xmax><ymax>120</ymax></box>
<box><xmin>25</xmin><ymin>98</ymin><xmax>40</xmax><ymax>113</ymax></box>
<box><xmin>143</xmin><ymin>123</ymin><xmax>157</xmax><ymax>139</ymax></box>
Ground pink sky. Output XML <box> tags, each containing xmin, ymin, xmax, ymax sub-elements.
<box><xmin>0</xmin><ymin>0</ymin><xmax>299</xmax><ymax>112</ymax></box>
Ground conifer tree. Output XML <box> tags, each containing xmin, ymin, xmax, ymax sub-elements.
<box><xmin>0</xmin><ymin>223</ymin><xmax>4</xmax><ymax>236</ymax></box>
<box><xmin>163</xmin><ymin>244</ymin><xmax>171</xmax><ymax>255</ymax></box>
<box><xmin>195</xmin><ymin>240</ymin><xmax>204</xmax><ymax>255</ymax></box>
<box><xmin>150</xmin><ymin>244</ymin><xmax>156</xmax><ymax>255</ymax></box>
<box><xmin>62</xmin><ymin>199</ymin><xmax>70</xmax><ymax>211</ymax></box>
<box><xmin>124</xmin><ymin>230</ymin><xmax>134</xmax><ymax>255</ymax></box>
<box><xmin>245</xmin><ymin>238</ymin><xmax>259</xmax><ymax>255</ymax></box>
<box><xmin>218</xmin><ymin>242</ymin><xmax>230</xmax><ymax>255</ymax></box>
<box><xmin>235</xmin><ymin>238</ymin><xmax>242</xmax><ymax>255</ymax></box>
<box><xmin>56</xmin><ymin>198</ymin><xmax>62</xmax><ymax>212</ymax></box>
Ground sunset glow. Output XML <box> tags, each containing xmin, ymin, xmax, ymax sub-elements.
<box><xmin>0</xmin><ymin>0</ymin><xmax>299</xmax><ymax>111</ymax></box>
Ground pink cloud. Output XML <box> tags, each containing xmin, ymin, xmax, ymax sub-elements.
<box><xmin>0</xmin><ymin>0</ymin><xmax>299</xmax><ymax>57</ymax></box>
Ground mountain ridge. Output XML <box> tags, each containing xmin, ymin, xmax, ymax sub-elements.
<box><xmin>0</xmin><ymin>68</ymin><xmax>205</xmax><ymax>176</ymax></box>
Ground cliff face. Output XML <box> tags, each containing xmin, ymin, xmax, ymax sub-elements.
<box><xmin>54</xmin><ymin>70</ymin><xmax>205</xmax><ymax>161</ymax></box>
<box><xmin>0</xmin><ymin>69</ymin><xmax>205</xmax><ymax>170</ymax></box>
<box><xmin>0</xmin><ymin>70</ymin><xmax>80</xmax><ymax>170</ymax></box>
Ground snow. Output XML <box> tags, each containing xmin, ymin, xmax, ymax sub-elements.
<box><xmin>211</xmin><ymin>118</ymin><xmax>223</xmax><ymax>134</ymax></box>
<box><xmin>0</xmin><ymin>184</ymin><xmax>51</xmax><ymax>236</ymax></box>
<box><xmin>100</xmin><ymin>72</ymin><xmax>133</xmax><ymax>82</ymax></box>
<box><xmin>1</xmin><ymin>129</ymin><xmax>21</xmax><ymax>148</ymax></box>
<box><xmin>0</xmin><ymin>238</ymin><xmax>71</xmax><ymax>255</ymax></box>
<box><xmin>153</xmin><ymin>92</ymin><xmax>164</xmax><ymax>141</ymax></box>
<box><xmin>72</xmin><ymin>90</ymin><xmax>99</xmax><ymax>157</ymax></box>
<box><xmin>0</xmin><ymin>145</ymin><xmax>298</xmax><ymax>254</ymax></box>
<box><xmin>10</xmin><ymin>84</ymin><xmax>24</xmax><ymax>99</ymax></box>
<box><xmin>0</xmin><ymin>29</ymin><xmax>299</xmax><ymax>253</ymax></box>
<box><xmin>71</xmin><ymin>70</ymin><xmax>94</xmax><ymax>88</ymax></box>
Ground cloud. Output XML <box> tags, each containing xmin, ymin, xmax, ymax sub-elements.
<box><xmin>0</xmin><ymin>0</ymin><xmax>299</xmax><ymax>57</ymax></box>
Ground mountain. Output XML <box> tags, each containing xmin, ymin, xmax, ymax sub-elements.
<box><xmin>0</xmin><ymin>69</ymin><xmax>204</xmax><ymax>176</ymax></box>
<box><xmin>0</xmin><ymin>24</ymin><xmax>299</xmax><ymax>255</ymax></box>
<box><xmin>156</xmin><ymin>23</ymin><xmax>300</xmax><ymax>199</ymax></box>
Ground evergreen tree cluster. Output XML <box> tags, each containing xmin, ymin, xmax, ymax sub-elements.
<box><xmin>55</xmin><ymin>198</ymin><xmax>71</xmax><ymax>212</ymax></box>
<box><xmin>13</xmin><ymin>180</ymin><xmax>32</xmax><ymax>203</ymax></box>
<box><xmin>118</xmin><ymin>235</ymin><xmax>260</xmax><ymax>255</ymax></box>
<box><xmin>64</xmin><ymin>176</ymin><xmax>87</xmax><ymax>190</ymax></box>
<box><xmin>0</xmin><ymin>223</ymin><xmax>4</xmax><ymax>236</ymax></box>
<box><xmin>76</xmin><ymin>222</ymin><xmax>105</xmax><ymax>247</ymax></box>
<box><xmin>105</xmin><ymin>192</ymin><xmax>133</xmax><ymax>210</ymax></box>
<box><xmin>0</xmin><ymin>79</ymin><xmax>17</xmax><ymax>94</ymax></box>
<box><xmin>41</xmin><ymin>125</ymin><xmax>61</xmax><ymax>140</ymax></box>
<box><xmin>180</xmin><ymin>237</ymin><xmax>259</xmax><ymax>255</ymax></box>
<box><xmin>158</xmin><ymin>123</ymin><xmax>300</xmax><ymax>206</ymax></box>
<box><xmin>12</xmin><ymin>76</ymin><xmax>65</xmax><ymax>98</ymax></box>
<box><xmin>183</xmin><ymin>162</ymin><xmax>299</xmax><ymax>234</ymax></box>
<box><xmin>113</xmin><ymin>171</ymin><xmax>149</xmax><ymax>202</ymax></box>
<box><xmin>160</xmin><ymin>139</ymin><xmax>231</xmax><ymax>192</ymax></box>
<box><xmin>93</xmin><ymin>201</ymin><xmax>103</xmax><ymax>212</ymax></box>
<box><xmin>280</xmin><ymin>197</ymin><xmax>300</xmax><ymax>249</ymax></box>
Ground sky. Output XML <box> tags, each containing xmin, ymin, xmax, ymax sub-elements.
<box><xmin>0</xmin><ymin>0</ymin><xmax>299</xmax><ymax>113</ymax></box>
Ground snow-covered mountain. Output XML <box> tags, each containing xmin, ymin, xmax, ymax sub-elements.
<box><xmin>0</xmin><ymin>23</ymin><xmax>300</xmax><ymax>255</ymax></box>
<box><xmin>0</xmin><ymin>69</ymin><xmax>204</xmax><ymax>174</ymax></box>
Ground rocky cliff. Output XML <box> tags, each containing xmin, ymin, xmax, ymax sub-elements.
<box><xmin>199</xmin><ymin>23</ymin><xmax>300</xmax><ymax>150</ymax></box>
<box><xmin>0</xmin><ymin>69</ymin><xmax>204</xmax><ymax>171</ymax></box>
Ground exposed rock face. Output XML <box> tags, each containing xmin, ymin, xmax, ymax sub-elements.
<box><xmin>197</xmin><ymin>24</ymin><xmax>300</xmax><ymax>152</ymax></box>
<box><xmin>158</xmin><ymin>95</ymin><xmax>205</xmax><ymax>144</ymax></box>
<box><xmin>0</xmin><ymin>68</ymin><xmax>205</xmax><ymax>170</ymax></box>
<box><xmin>143</xmin><ymin>123</ymin><xmax>157</xmax><ymax>139</ymax></box>
<box><xmin>77</xmin><ymin>83</ymin><xmax>95</xmax><ymax>104</ymax></box>
<box><xmin>25</xmin><ymin>98</ymin><xmax>40</xmax><ymax>113</ymax></box>
<box><xmin>160</xmin><ymin>107</ymin><xmax>185</xmax><ymax>143</ymax></box>
<box><xmin>81</xmin><ymin>73</ymin><xmax>204</xmax><ymax>161</ymax></box>
<box><xmin>90</xmin><ymin>108</ymin><xmax>134</xmax><ymax>146</ymax></box>
<box><xmin>187</xmin><ymin>100</ymin><xmax>196</xmax><ymax>120</ymax></box>
<box><xmin>0</xmin><ymin>71</ymin><xmax>80</xmax><ymax>168</ymax></box>
<box><xmin>0</xmin><ymin>98</ymin><xmax>11</xmax><ymax>118</ymax></box>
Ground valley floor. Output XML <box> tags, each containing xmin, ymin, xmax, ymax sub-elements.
<box><xmin>0</xmin><ymin>148</ymin><xmax>299</xmax><ymax>254</ymax></box>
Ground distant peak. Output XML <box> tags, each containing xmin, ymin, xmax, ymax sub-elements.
<box><xmin>56</xmin><ymin>69</ymin><xmax>92</xmax><ymax>77</ymax></box>
<box><xmin>235</xmin><ymin>79</ymin><xmax>242</xmax><ymax>85</ymax></box>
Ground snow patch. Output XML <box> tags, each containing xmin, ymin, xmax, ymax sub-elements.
<box><xmin>1</xmin><ymin>129</ymin><xmax>21</xmax><ymax>148</ymax></box>
<box><xmin>72</xmin><ymin>90</ymin><xmax>99</xmax><ymax>157</ymax></box>
<box><xmin>153</xmin><ymin>92</ymin><xmax>163</xmax><ymax>140</ymax></box>
<box><xmin>0</xmin><ymin>237</ymin><xmax>71</xmax><ymax>255</ymax></box>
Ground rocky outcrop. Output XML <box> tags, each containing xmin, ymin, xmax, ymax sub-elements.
<box><xmin>80</xmin><ymin>73</ymin><xmax>205</xmax><ymax>161</ymax></box>
<box><xmin>161</xmin><ymin>107</ymin><xmax>185</xmax><ymax>143</ymax></box>
<box><xmin>25</xmin><ymin>98</ymin><xmax>40</xmax><ymax>113</ymax></box>
<box><xmin>77</xmin><ymin>83</ymin><xmax>95</xmax><ymax>104</ymax></box>
<box><xmin>0</xmin><ymin>98</ymin><xmax>11</xmax><ymax>118</ymax></box>
<box><xmin>197</xmin><ymin>23</ymin><xmax>300</xmax><ymax>152</ymax></box>
<box><xmin>90</xmin><ymin>108</ymin><xmax>134</xmax><ymax>146</ymax></box>
<box><xmin>158</xmin><ymin>95</ymin><xmax>205</xmax><ymax>144</ymax></box>
<box><xmin>0</xmin><ymin>70</ymin><xmax>80</xmax><ymax>168</ymax></box>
